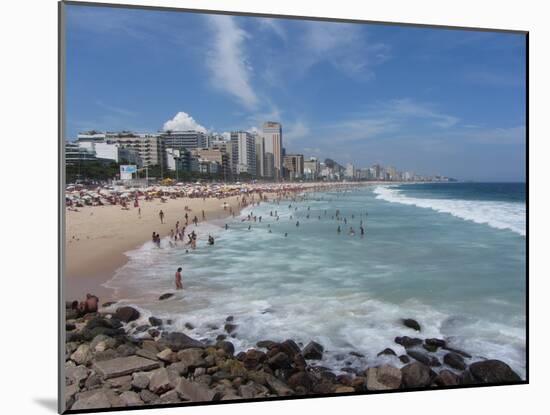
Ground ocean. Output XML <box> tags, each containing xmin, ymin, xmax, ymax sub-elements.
<box><xmin>104</xmin><ymin>182</ymin><xmax>527</xmax><ymax>378</ymax></box>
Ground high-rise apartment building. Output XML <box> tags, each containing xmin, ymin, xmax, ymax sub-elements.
<box><xmin>230</xmin><ymin>131</ymin><xmax>257</xmax><ymax>176</ymax></box>
<box><xmin>283</xmin><ymin>154</ymin><xmax>304</xmax><ymax>180</ymax></box>
<box><xmin>254</xmin><ymin>134</ymin><xmax>265</xmax><ymax>178</ymax></box>
<box><xmin>262</xmin><ymin>121</ymin><xmax>283</xmax><ymax>180</ymax></box>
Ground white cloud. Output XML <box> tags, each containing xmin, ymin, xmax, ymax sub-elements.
<box><xmin>382</xmin><ymin>98</ymin><xmax>460</xmax><ymax>128</ymax></box>
<box><xmin>96</xmin><ymin>100</ymin><xmax>136</xmax><ymax>117</ymax></box>
<box><xmin>205</xmin><ymin>15</ymin><xmax>258</xmax><ymax>109</ymax></box>
<box><xmin>221</xmin><ymin>131</ymin><xmax>231</xmax><ymax>141</ymax></box>
<box><xmin>163</xmin><ymin>112</ymin><xmax>207</xmax><ymax>133</ymax></box>
<box><xmin>247</xmin><ymin>126</ymin><xmax>261</xmax><ymax>135</ymax></box>
<box><xmin>260</xmin><ymin>18</ymin><xmax>286</xmax><ymax>41</ymax></box>
<box><xmin>285</xmin><ymin>120</ymin><xmax>310</xmax><ymax>143</ymax></box>
<box><xmin>461</xmin><ymin>125</ymin><xmax>526</xmax><ymax>145</ymax></box>
<box><xmin>300</xmin><ymin>21</ymin><xmax>390</xmax><ymax>79</ymax></box>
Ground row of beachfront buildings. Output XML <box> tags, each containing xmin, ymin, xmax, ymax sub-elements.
<box><xmin>66</xmin><ymin>121</ymin><xmax>449</xmax><ymax>182</ymax></box>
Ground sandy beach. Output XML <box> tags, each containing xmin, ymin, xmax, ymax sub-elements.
<box><xmin>66</xmin><ymin>193</ymin><xmax>251</xmax><ymax>300</ymax></box>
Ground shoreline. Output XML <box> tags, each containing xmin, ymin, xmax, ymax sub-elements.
<box><xmin>63</xmin><ymin>181</ymin><xmax>525</xmax><ymax>410</ymax></box>
<box><xmin>65</xmin><ymin>181</ymin><xmax>371</xmax><ymax>300</ymax></box>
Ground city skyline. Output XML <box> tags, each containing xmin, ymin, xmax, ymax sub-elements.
<box><xmin>65</xmin><ymin>5</ymin><xmax>526</xmax><ymax>182</ymax></box>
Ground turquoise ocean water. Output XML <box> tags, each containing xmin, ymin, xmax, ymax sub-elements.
<box><xmin>105</xmin><ymin>183</ymin><xmax>526</xmax><ymax>378</ymax></box>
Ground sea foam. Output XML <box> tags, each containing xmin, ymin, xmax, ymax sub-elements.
<box><xmin>373</xmin><ymin>185</ymin><xmax>526</xmax><ymax>236</ymax></box>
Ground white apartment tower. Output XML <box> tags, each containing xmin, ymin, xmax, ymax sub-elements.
<box><xmin>230</xmin><ymin>131</ymin><xmax>257</xmax><ymax>176</ymax></box>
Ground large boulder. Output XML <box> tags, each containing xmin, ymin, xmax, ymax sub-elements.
<box><xmin>176</xmin><ymin>377</ymin><xmax>218</xmax><ymax>401</ymax></box>
<box><xmin>91</xmin><ymin>334</ymin><xmax>118</xmax><ymax>352</ymax></box>
<box><xmin>119</xmin><ymin>391</ymin><xmax>143</xmax><ymax>406</ymax></box>
<box><xmin>93</xmin><ymin>356</ymin><xmax>160</xmax><ymax>379</ymax></box>
<box><xmin>148</xmin><ymin>367</ymin><xmax>174</xmax><ymax>394</ymax></box>
<box><xmin>71</xmin><ymin>389</ymin><xmax>112</xmax><ymax>410</ymax></box>
<box><xmin>366</xmin><ymin>365</ymin><xmax>402</xmax><ymax>390</ymax></box>
<box><xmin>71</xmin><ymin>344</ymin><xmax>92</xmax><ymax>365</ymax></box>
<box><xmin>79</xmin><ymin>317</ymin><xmax>124</xmax><ymax>341</ymax></box>
<box><xmin>159</xmin><ymin>389</ymin><xmax>181</xmax><ymax>404</ymax></box>
<box><xmin>239</xmin><ymin>381</ymin><xmax>270</xmax><ymax>399</ymax></box>
<box><xmin>131</xmin><ymin>372</ymin><xmax>151</xmax><ymax>390</ymax></box>
<box><xmin>401</xmin><ymin>362</ymin><xmax>432</xmax><ymax>388</ymax></box>
<box><xmin>395</xmin><ymin>336</ymin><xmax>423</xmax><ymax>348</ymax></box>
<box><xmin>148</xmin><ymin>316</ymin><xmax>162</xmax><ymax>327</ymax></box>
<box><xmin>468</xmin><ymin>360</ymin><xmax>521</xmax><ymax>383</ymax></box>
<box><xmin>442</xmin><ymin>346</ymin><xmax>472</xmax><ymax>359</ymax></box>
<box><xmin>407</xmin><ymin>350</ymin><xmax>441</xmax><ymax>367</ymax></box>
<box><xmin>139</xmin><ymin>389</ymin><xmax>158</xmax><ymax>404</ymax></box>
<box><xmin>302</xmin><ymin>341</ymin><xmax>324</xmax><ymax>360</ymax></box>
<box><xmin>265</xmin><ymin>373</ymin><xmax>294</xmax><ymax>396</ymax></box>
<box><xmin>114</xmin><ymin>307</ymin><xmax>140</xmax><ymax>323</ymax></box>
<box><xmin>425</xmin><ymin>338</ymin><xmax>446</xmax><ymax>348</ymax></box>
<box><xmin>177</xmin><ymin>348</ymin><xmax>206</xmax><ymax>369</ymax></box>
<box><xmin>256</xmin><ymin>340</ymin><xmax>277</xmax><ymax>349</ymax></box>
<box><xmin>288</xmin><ymin>371</ymin><xmax>313</xmax><ymax>391</ymax></box>
<box><xmin>217</xmin><ymin>340</ymin><xmax>235</xmax><ymax>356</ymax></box>
<box><xmin>66</xmin><ymin>365</ymin><xmax>89</xmax><ymax>387</ymax></box>
<box><xmin>242</xmin><ymin>349</ymin><xmax>266</xmax><ymax>370</ymax></box>
<box><xmin>434</xmin><ymin>369</ymin><xmax>460</xmax><ymax>386</ymax></box>
<box><xmin>402</xmin><ymin>318</ymin><xmax>421</xmax><ymax>332</ymax></box>
<box><xmin>279</xmin><ymin>339</ymin><xmax>301</xmax><ymax>358</ymax></box>
<box><xmin>443</xmin><ymin>352</ymin><xmax>466</xmax><ymax>371</ymax></box>
<box><xmin>267</xmin><ymin>352</ymin><xmax>292</xmax><ymax>369</ymax></box>
<box><xmin>377</xmin><ymin>348</ymin><xmax>397</xmax><ymax>357</ymax></box>
<box><xmin>161</xmin><ymin>332</ymin><xmax>205</xmax><ymax>351</ymax></box>
<box><xmin>156</xmin><ymin>348</ymin><xmax>177</xmax><ymax>363</ymax></box>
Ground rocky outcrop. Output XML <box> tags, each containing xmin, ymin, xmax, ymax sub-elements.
<box><xmin>64</xmin><ymin>306</ymin><xmax>524</xmax><ymax>411</ymax></box>
<box><xmin>114</xmin><ymin>307</ymin><xmax>140</xmax><ymax>323</ymax></box>
<box><xmin>400</xmin><ymin>362</ymin><xmax>432</xmax><ymax>388</ymax></box>
<box><xmin>366</xmin><ymin>365</ymin><xmax>402</xmax><ymax>390</ymax></box>
<box><xmin>402</xmin><ymin>318</ymin><xmax>421</xmax><ymax>332</ymax></box>
<box><xmin>467</xmin><ymin>360</ymin><xmax>521</xmax><ymax>383</ymax></box>
<box><xmin>302</xmin><ymin>341</ymin><xmax>324</xmax><ymax>360</ymax></box>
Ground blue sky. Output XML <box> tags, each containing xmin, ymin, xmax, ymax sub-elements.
<box><xmin>65</xmin><ymin>4</ymin><xmax>526</xmax><ymax>181</ymax></box>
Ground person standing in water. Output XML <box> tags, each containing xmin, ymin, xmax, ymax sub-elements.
<box><xmin>175</xmin><ymin>267</ymin><xmax>183</xmax><ymax>289</ymax></box>
<box><xmin>159</xmin><ymin>210</ymin><xmax>165</xmax><ymax>224</ymax></box>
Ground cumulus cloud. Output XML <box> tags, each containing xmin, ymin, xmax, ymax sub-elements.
<box><xmin>205</xmin><ymin>15</ymin><xmax>259</xmax><ymax>109</ymax></box>
<box><xmin>163</xmin><ymin>112</ymin><xmax>207</xmax><ymax>133</ymax></box>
